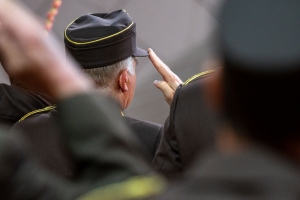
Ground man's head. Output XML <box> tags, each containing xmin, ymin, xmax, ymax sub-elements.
<box><xmin>83</xmin><ymin>56</ymin><xmax>137</xmax><ymax>110</ymax></box>
<box><xmin>207</xmin><ymin>0</ymin><xmax>300</xmax><ymax>145</ymax></box>
<box><xmin>64</xmin><ymin>10</ymin><xmax>148</xmax><ymax>110</ymax></box>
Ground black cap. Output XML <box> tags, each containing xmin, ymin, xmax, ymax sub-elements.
<box><xmin>219</xmin><ymin>0</ymin><xmax>300</xmax><ymax>139</ymax></box>
<box><xmin>64</xmin><ymin>10</ymin><xmax>148</xmax><ymax>69</ymax></box>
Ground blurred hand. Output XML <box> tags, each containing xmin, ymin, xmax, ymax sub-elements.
<box><xmin>148</xmin><ymin>48</ymin><xmax>183</xmax><ymax>105</ymax></box>
<box><xmin>0</xmin><ymin>0</ymin><xmax>92</xmax><ymax>100</ymax></box>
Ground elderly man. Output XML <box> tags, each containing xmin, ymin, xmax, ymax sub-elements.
<box><xmin>64</xmin><ymin>10</ymin><xmax>163</xmax><ymax>158</ymax></box>
<box><xmin>7</xmin><ymin>10</ymin><xmax>163</xmax><ymax>178</ymax></box>
<box><xmin>0</xmin><ymin>0</ymin><xmax>299</xmax><ymax>199</ymax></box>
<box><xmin>0</xmin><ymin>2</ymin><xmax>163</xmax><ymax>200</ymax></box>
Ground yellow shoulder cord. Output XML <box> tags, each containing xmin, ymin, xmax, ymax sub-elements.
<box><xmin>18</xmin><ymin>105</ymin><xmax>57</xmax><ymax>122</ymax></box>
<box><xmin>76</xmin><ymin>175</ymin><xmax>167</xmax><ymax>200</ymax></box>
<box><xmin>64</xmin><ymin>10</ymin><xmax>134</xmax><ymax>45</ymax></box>
<box><xmin>183</xmin><ymin>69</ymin><xmax>217</xmax><ymax>86</ymax></box>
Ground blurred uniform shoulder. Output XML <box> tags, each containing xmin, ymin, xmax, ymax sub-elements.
<box><xmin>183</xmin><ymin>69</ymin><xmax>217</xmax><ymax>86</ymax></box>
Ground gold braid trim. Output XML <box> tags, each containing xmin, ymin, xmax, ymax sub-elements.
<box><xmin>183</xmin><ymin>69</ymin><xmax>217</xmax><ymax>86</ymax></box>
<box><xmin>121</xmin><ymin>111</ymin><xmax>125</xmax><ymax>116</ymax></box>
<box><xmin>18</xmin><ymin>105</ymin><xmax>56</xmax><ymax>122</ymax></box>
<box><xmin>77</xmin><ymin>175</ymin><xmax>167</xmax><ymax>200</ymax></box>
<box><xmin>64</xmin><ymin>10</ymin><xmax>134</xmax><ymax>45</ymax></box>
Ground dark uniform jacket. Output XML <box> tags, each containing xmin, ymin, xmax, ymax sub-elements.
<box><xmin>10</xmin><ymin>110</ymin><xmax>163</xmax><ymax>178</ymax></box>
<box><xmin>10</xmin><ymin>109</ymin><xmax>76</xmax><ymax>178</ymax></box>
<box><xmin>0</xmin><ymin>93</ymin><xmax>165</xmax><ymax>200</ymax></box>
<box><xmin>124</xmin><ymin>116</ymin><xmax>163</xmax><ymax>159</ymax></box>
<box><xmin>1</xmin><ymin>93</ymin><xmax>299</xmax><ymax>200</ymax></box>
<box><xmin>4</xmin><ymin>84</ymin><xmax>162</xmax><ymax>178</ymax></box>
<box><xmin>0</xmin><ymin>83</ymin><xmax>52</xmax><ymax>126</ymax></box>
<box><xmin>152</xmin><ymin>70</ymin><xmax>219</xmax><ymax>179</ymax></box>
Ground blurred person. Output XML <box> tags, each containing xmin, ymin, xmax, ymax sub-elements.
<box><xmin>148</xmin><ymin>0</ymin><xmax>300</xmax><ymax>197</ymax></box>
<box><xmin>151</xmin><ymin>0</ymin><xmax>300</xmax><ymax>199</ymax></box>
<box><xmin>0</xmin><ymin>2</ymin><xmax>57</xmax><ymax>127</ymax></box>
<box><xmin>0</xmin><ymin>0</ymin><xmax>300</xmax><ymax>199</ymax></box>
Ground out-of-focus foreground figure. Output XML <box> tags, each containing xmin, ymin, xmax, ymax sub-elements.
<box><xmin>0</xmin><ymin>0</ymin><xmax>299</xmax><ymax>199</ymax></box>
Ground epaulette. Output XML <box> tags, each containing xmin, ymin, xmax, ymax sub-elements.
<box><xmin>19</xmin><ymin>105</ymin><xmax>57</xmax><ymax>122</ymax></box>
<box><xmin>183</xmin><ymin>69</ymin><xmax>217</xmax><ymax>86</ymax></box>
<box><xmin>76</xmin><ymin>175</ymin><xmax>167</xmax><ymax>200</ymax></box>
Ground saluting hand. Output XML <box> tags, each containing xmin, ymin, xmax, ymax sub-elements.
<box><xmin>148</xmin><ymin>48</ymin><xmax>183</xmax><ymax>105</ymax></box>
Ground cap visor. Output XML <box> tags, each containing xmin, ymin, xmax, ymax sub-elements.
<box><xmin>133</xmin><ymin>47</ymin><xmax>148</xmax><ymax>57</ymax></box>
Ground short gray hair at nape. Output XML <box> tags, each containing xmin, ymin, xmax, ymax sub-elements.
<box><xmin>83</xmin><ymin>56</ymin><xmax>136</xmax><ymax>89</ymax></box>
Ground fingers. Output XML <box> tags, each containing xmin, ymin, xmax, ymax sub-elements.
<box><xmin>148</xmin><ymin>48</ymin><xmax>166</xmax><ymax>74</ymax></box>
<box><xmin>148</xmin><ymin>48</ymin><xmax>182</xmax><ymax>91</ymax></box>
<box><xmin>148</xmin><ymin>48</ymin><xmax>173</xmax><ymax>82</ymax></box>
<box><xmin>154</xmin><ymin>80</ymin><xmax>175</xmax><ymax>105</ymax></box>
<box><xmin>149</xmin><ymin>48</ymin><xmax>182</xmax><ymax>104</ymax></box>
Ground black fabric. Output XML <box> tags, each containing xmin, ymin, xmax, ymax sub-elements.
<box><xmin>124</xmin><ymin>116</ymin><xmax>163</xmax><ymax>162</ymax></box>
<box><xmin>153</xmin><ymin>146</ymin><xmax>300</xmax><ymax>200</ymax></box>
<box><xmin>152</xmin><ymin>73</ymin><xmax>219</xmax><ymax>179</ymax></box>
<box><xmin>0</xmin><ymin>93</ymin><xmax>154</xmax><ymax>200</ymax></box>
<box><xmin>57</xmin><ymin>94</ymin><xmax>151</xmax><ymax>179</ymax></box>
<box><xmin>9</xmin><ymin>105</ymin><xmax>163</xmax><ymax>178</ymax></box>
<box><xmin>2</xmin><ymin>93</ymin><xmax>300</xmax><ymax>200</ymax></box>
<box><xmin>223</xmin><ymin>63</ymin><xmax>300</xmax><ymax>140</ymax></box>
<box><xmin>0</xmin><ymin>83</ymin><xmax>52</xmax><ymax>127</ymax></box>
<box><xmin>64</xmin><ymin>10</ymin><xmax>148</xmax><ymax>69</ymax></box>
<box><xmin>219</xmin><ymin>0</ymin><xmax>300</xmax><ymax>140</ymax></box>
<box><xmin>9</xmin><ymin>110</ymin><xmax>75</xmax><ymax>179</ymax></box>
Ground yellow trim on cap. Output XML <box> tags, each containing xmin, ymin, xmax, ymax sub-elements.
<box><xmin>64</xmin><ymin>14</ymin><xmax>134</xmax><ymax>45</ymax></box>
<box><xmin>18</xmin><ymin>105</ymin><xmax>56</xmax><ymax>122</ymax></box>
<box><xmin>76</xmin><ymin>175</ymin><xmax>167</xmax><ymax>200</ymax></box>
<box><xmin>183</xmin><ymin>69</ymin><xmax>217</xmax><ymax>86</ymax></box>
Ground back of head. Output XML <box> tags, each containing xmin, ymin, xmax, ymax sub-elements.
<box><xmin>83</xmin><ymin>56</ymin><xmax>135</xmax><ymax>89</ymax></box>
<box><xmin>64</xmin><ymin>10</ymin><xmax>148</xmax><ymax>88</ymax></box>
<box><xmin>64</xmin><ymin>9</ymin><xmax>147</xmax><ymax>69</ymax></box>
<box><xmin>218</xmin><ymin>0</ymin><xmax>300</xmax><ymax>142</ymax></box>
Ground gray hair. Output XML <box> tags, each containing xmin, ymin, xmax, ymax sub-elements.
<box><xmin>83</xmin><ymin>56</ymin><xmax>135</xmax><ymax>90</ymax></box>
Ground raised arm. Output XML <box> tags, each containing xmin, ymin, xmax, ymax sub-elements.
<box><xmin>0</xmin><ymin>1</ymin><xmax>91</xmax><ymax>100</ymax></box>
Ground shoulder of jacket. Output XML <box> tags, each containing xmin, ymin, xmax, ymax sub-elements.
<box><xmin>19</xmin><ymin>105</ymin><xmax>56</xmax><ymax>122</ymax></box>
<box><xmin>183</xmin><ymin>69</ymin><xmax>217</xmax><ymax>86</ymax></box>
<box><xmin>125</xmin><ymin>117</ymin><xmax>163</xmax><ymax>129</ymax></box>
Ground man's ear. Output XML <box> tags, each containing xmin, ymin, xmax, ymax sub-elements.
<box><xmin>119</xmin><ymin>69</ymin><xmax>129</xmax><ymax>92</ymax></box>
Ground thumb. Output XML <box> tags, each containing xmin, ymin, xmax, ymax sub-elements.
<box><xmin>154</xmin><ymin>80</ymin><xmax>175</xmax><ymax>105</ymax></box>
